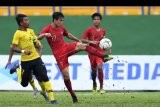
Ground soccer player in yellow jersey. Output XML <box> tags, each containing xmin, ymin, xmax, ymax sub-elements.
<box><xmin>5</xmin><ymin>44</ymin><xmax>49</xmax><ymax>100</ymax></box>
<box><xmin>10</xmin><ymin>14</ymin><xmax>57</xmax><ymax>104</ymax></box>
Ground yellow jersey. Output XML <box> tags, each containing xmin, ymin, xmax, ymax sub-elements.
<box><xmin>12</xmin><ymin>28</ymin><xmax>41</xmax><ymax>61</ymax></box>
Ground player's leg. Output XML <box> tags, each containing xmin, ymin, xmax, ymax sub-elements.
<box><xmin>56</xmin><ymin>43</ymin><xmax>78</xmax><ymax>103</ymax></box>
<box><xmin>97</xmin><ymin>63</ymin><xmax>105</xmax><ymax>94</ymax></box>
<box><xmin>75</xmin><ymin>42</ymin><xmax>113</xmax><ymax>62</ymax></box>
<box><xmin>34</xmin><ymin>74</ymin><xmax>49</xmax><ymax>101</ymax></box>
<box><xmin>61</xmin><ymin>67</ymin><xmax>78</xmax><ymax>103</ymax></box>
<box><xmin>96</xmin><ymin>56</ymin><xmax>106</xmax><ymax>94</ymax></box>
<box><xmin>29</xmin><ymin>74</ymin><xmax>38</xmax><ymax>99</ymax></box>
<box><xmin>20</xmin><ymin>61</ymin><xmax>33</xmax><ymax>87</ymax></box>
<box><xmin>10</xmin><ymin>62</ymin><xmax>31</xmax><ymax>87</ymax></box>
<box><xmin>38</xmin><ymin>82</ymin><xmax>50</xmax><ymax>101</ymax></box>
<box><xmin>33</xmin><ymin>58</ymin><xmax>57</xmax><ymax>104</ymax></box>
<box><xmin>91</xmin><ymin>68</ymin><xmax>97</xmax><ymax>94</ymax></box>
<box><xmin>10</xmin><ymin>63</ymin><xmax>39</xmax><ymax>98</ymax></box>
<box><xmin>89</xmin><ymin>55</ymin><xmax>97</xmax><ymax>93</ymax></box>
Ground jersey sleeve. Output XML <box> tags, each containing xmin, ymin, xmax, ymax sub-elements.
<box><xmin>12</xmin><ymin>31</ymin><xmax>20</xmax><ymax>45</ymax></box>
<box><xmin>81</xmin><ymin>28</ymin><xmax>90</xmax><ymax>39</ymax></box>
<box><xmin>39</xmin><ymin>26</ymin><xmax>49</xmax><ymax>35</ymax></box>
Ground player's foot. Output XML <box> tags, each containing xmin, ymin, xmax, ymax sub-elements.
<box><xmin>72</xmin><ymin>96</ymin><xmax>78</xmax><ymax>103</ymax></box>
<box><xmin>92</xmin><ymin>82</ymin><xmax>97</xmax><ymax>94</ymax></box>
<box><xmin>33</xmin><ymin>88</ymin><xmax>38</xmax><ymax>99</ymax></box>
<box><xmin>103</xmin><ymin>55</ymin><xmax>113</xmax><ymax>62</ymax></box>
<box><xmin>10</xmin><ymin>63</ymin><xmax>19</xmax><ymax>74</ymax></box>
<box><xmin>99</xmin><ymin>89</ymin><xmax>106</xmax><ymax>94</ymax></box>
<box><xmin>51</xmin><ymin>100</ymin><xmax>58</xmax><ymax>104</ymax></box>
<box><xmin>92</xmin><ymin>89</ymin><xmax>97</xmax><ymax>94</ymax></box>
<box><xmin>40</xmin><ymin>92</ymin><xmax>50</xmax><ymax>101</ymax></box>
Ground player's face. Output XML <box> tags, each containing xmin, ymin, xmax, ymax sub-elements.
<box><xmin>55</xmin><ymin>17</ymin><xmax>64</xmax><ymax>27</ymax></box>
<box><xmin>93</xmin><ymin>16</ymin><xmax>101</xmax><ymax>26</ymax></box>
<box><xmin>21</xmin><ymin>17</ymin><xmax>30</xmax><ymax>28</ymax></box>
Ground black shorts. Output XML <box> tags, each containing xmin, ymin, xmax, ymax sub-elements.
<box><xmin>20</xmin><ymin>57</ymin><xmax>49</xmax><ymax>87</ymax></box>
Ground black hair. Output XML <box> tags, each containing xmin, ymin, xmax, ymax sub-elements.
<box><xmin>52</xmin><ymin>12</ymin><xmax>64</xmax><ymax>21</ymax></box>
<box><xmin>15</xmin><ymin>14</ymin><xmax>28</xmax><ymax>26</ymax></box>
<box><xmin>91</xmin><ymin>12</ymin><xmax>102</xmax><ymax>20</ymax></box>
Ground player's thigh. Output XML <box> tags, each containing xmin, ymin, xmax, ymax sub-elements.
<box><xmin>57</xmin><ymin>57</ymin><xmax>69</xmax><ymax>72</ymax></box>
<box><xmin>96</xmin><ymin>57</ymin><xmax>103</xmax><ymax>70</ymax></box>
<box><xmin>75</xmin><ymin>42</ymin><xmax>87</xmax><ymax>51</ymax></box>
<box><xmin>33</xmin><ymin>58</ymin><xmax>49</xmax><ymax>82</ymax></box>
<box><xmin>21</xmin><ymin>61</ymin><xmax>32</xmax><ymax>86</ymax></box>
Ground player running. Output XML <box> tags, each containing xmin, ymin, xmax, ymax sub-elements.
<box><xmin>5</xmin><ymin>44</ymin><xmax>49</xmax><ymax>100</ymax></box>
<box><xmin>10</xmin><ymin>14</ymin><xmax>57</xmax><ymax>104</ymax></box>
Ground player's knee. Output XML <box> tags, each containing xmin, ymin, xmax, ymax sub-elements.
<box><xmin>97</xmin><ymin>64</ymin><xmax>103</xmax><ymax>70</ymax></box>
<box><xmin>40</xmin><ymin>74</ymin><xmax>49</xmax><ymax>82</ymax></box>
<box><xmin>63</xmin><ymin>75</ymin><xmax>70</xmax><ymax>80</ymax></box>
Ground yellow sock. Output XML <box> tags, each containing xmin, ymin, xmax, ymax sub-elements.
<box><xmin>38</xmin><ymin>82</ymin><xmax>46</xmax><ymax>93</ymax></box>
<box><xmin>29</xmin><ymin>76</ymin><xmax>37</xmax><ymax>89</ymax></box>
<box><xmin>43</xmin><ymin>81</ymin><xmax>55</xmax><ymax>101</ymax></box>
<box><xmin>16</xmin><ymin>68</ymin><xmax>22</xmax><ymax>83</ymax></box>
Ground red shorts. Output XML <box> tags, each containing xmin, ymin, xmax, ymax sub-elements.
<box><xmin>88</xmin><ymin>52</ymin><xmax>104</xmax><ymax>70</ymax></box>
<box><xmin>53</xmin><ymin>42</ymin><xmax>77</xmax><ymax>71</ymax></box>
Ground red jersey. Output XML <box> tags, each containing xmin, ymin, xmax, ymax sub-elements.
<box><xmin>82</xmin><ymin>27</ymin><xmax>106</xmax><ymax>51</ymax></box>
<box><xmin>40</xmin><ymin>25</ymin><xmax>69</xmax><ymax>53</ymax></box>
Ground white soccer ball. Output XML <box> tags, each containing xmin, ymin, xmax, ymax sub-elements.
<box><xmin>99</xmin><ymin>38</ymin><xmax>112</xmax><ymax>50</ymax></box>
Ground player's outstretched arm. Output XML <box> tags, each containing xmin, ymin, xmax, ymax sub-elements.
<box><xmin>67</xmin><ymin>33</ymin><xmax>81</xmax><ymax>42</ymax></box>
<box><xmin>81</xmin><ymin>38</ymin><xmax>99</xmax><ymax>45</ymax></box>
<box><xmin>38</xmin><ymin>33</ymin><xmax>51</xmax><ymax>40</ymax></box>
<box><xmin>5</xmin><ymin>47</ymin><xmax>14</xmax><ymax>69</ymax></box>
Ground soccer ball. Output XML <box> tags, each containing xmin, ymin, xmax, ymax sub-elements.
<box><xmin>99</xmin><ymin>38</ymin><xmax>112</xmax><ymax>50</ymax></box>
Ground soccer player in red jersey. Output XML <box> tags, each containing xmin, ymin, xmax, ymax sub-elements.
<box><xmin>81</xmin><ymin>13</ymin><xmax>111</xmax><ymax>94</ymax></box>
<box><xmin>38</xmin><ymin>12</ymin><xmax>113</xmax><ymax>103</ymax></box>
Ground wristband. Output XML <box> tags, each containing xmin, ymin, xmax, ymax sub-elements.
<box><xmin>21</xmin><ymin>50</ymin><xmax>25</xmax><ymax>53</ymax></box>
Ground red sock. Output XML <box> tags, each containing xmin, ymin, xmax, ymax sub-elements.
<box><xmin>85</xmin><ymin>46</ymin><xmax>104</xmax><ymax>58</ymax></box>
<box><xmin>98</xmin><ymin>69</ymin><xmax>104</xmax><ymax>89</ymax></box>
<box><xmin>64</xmin><ymin>79</ymin><xmax>75</xmax><ymax>97</ymax></box>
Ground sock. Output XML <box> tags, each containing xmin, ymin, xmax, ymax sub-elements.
<box><xmin>91</xmin><ymin>71</ymin><xmax>97</xmax><ymax>90</ymax></box>
<box><xmin>43</xmin><ymin>81</ymin><xmax>55</xmax><ymax>101</ymax></box>
<box><xmin>85</xmin><ymin>46</ymin><xmax>104</xmax><ymax>58</ymax></box>
<box><xmin>38</xmin><ymin>82</ymin><xmax>46</xmax><ymax>93</ymax></box>
<box><xmin>16</xmin><ymin>68</ymin><xmax>22</xmax><ymax>83</ymax></box>
<box><xmin>29</xmin><ymin>76</ymin><xmax>37</xmax><ymax>89</ymax></box>
<box><xmin>98</xmin><ymin>69</ymin><xmax>104</xmax><ymax>89</ymax></box>
<box><xmin>64</xmin><ymin>79</ymin><xmax>75</xmax><ymax>97</ymax></box>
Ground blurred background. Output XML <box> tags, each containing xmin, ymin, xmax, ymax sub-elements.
<box><xmin>0</xmin><ymin>6</ymin><xmax>160</xmax><ymax>91</ymax></box>
<box><xmin>0</xmin><ymin>6</ymin><xmax>160</xmax><ymax>55</ymax></box>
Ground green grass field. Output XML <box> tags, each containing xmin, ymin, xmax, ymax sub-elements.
<box><xmin>0</xmin><ymin>91</ymin><xmax>160</xmax><ymax>107</ymax></box>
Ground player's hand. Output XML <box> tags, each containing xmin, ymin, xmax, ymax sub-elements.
<box><xmin>44</xmin><ymin>33</ymin><xmax>52</xmax><ymax>37</ymax></box>
<box><xmin>107</xmin><ymin>48</ymin><xmax>112</xmax><ymax>54</ymax></box>
<box><xmin>24</xmin><ymin>50</ymin><xmax>32</xmax><ymax>55</ymax></box>
<box><xmin>89</xmin><ymin>41</ymin><xmax>99</xmax><ymax>45</ymax></box>
<box><xmin>5</xmin><ymin>61</ymin><xmax>11</xmax><ymax>69</ymax></box>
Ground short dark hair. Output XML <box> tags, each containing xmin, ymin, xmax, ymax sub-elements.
<box><xmin>52</xmin><ymin>12</ymin><xmax>64</xmax><ymax>21</ymax></box>
<box><xmin>15</xmin><ymin>14</ymin><xmax>27</xmax><ymax>26</ymax></box>
<box><xmin>91</xmin><ymin>12</ymin><xmax>102</xmax><ymax>20</ymax></box>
